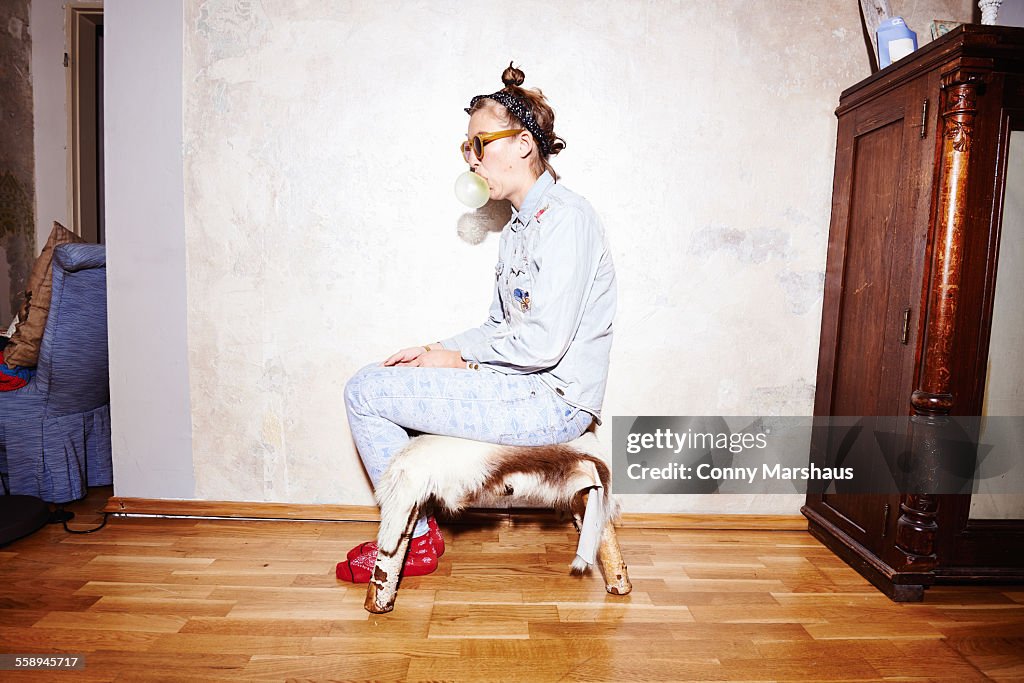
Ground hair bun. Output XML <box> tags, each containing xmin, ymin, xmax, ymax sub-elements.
<box><xmin>501</xmin><ymin>61</ymin><xmax>526</xmax><ymax>88</ymax></box>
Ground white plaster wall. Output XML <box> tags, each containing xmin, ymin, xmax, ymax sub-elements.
<box><xmin>180</xmin><ymin>0</ymin><xmax>971</xmax><ymax>513</ymax></box>
<box><xmin>997</xmin><ymin>0</ymin><xmax>1024</xmax><ymax>26</ymax></box>
<box><xmin>104</xmin><ymin>0</ymin><xmax>195</xmax><ymax>498</ymax></box>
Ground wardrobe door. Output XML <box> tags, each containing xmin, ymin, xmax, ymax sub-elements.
<box><xmin>809</xmin><ymin>75</ymin><xmax>937</xmax><ymax>554</ymax></box>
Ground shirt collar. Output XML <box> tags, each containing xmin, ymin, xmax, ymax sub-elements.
<box><xmin>509</xmin><ymin>171</ymin><xmax>555</xmax><ymax>231</ymax></box>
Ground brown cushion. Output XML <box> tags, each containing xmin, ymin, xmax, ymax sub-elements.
<box><xmin>5</xmin><ymin>222</ymin><xmax>85</xmax><ymax>369</ymax></box>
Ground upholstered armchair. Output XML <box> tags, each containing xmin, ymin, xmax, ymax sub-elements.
<box><xmin>0</xmin><ymin>244</ymin><xmax>112</xmax><ymax>503</ymax></box>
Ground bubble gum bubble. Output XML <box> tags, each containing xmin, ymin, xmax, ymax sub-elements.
<box><xmin>454</xmin><ymin>171</ymin><xmax>490</xmax><ymax>209</ymax></box>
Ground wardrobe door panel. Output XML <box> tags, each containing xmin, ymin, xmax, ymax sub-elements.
<box><xmin>831</xmin><ymin>116</ymin><xmax>904</xmax><ymax>416</ymax></box>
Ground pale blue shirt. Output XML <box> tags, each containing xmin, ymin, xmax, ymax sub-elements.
<box><xmin>440</xmin><ymin>171</ymin><xmax>617</xmax><ymax>422</ymax></box>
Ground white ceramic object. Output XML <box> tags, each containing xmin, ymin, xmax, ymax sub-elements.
<box><xmin>979</xmin><ymin>0</ymin><xmax>1002</xmax><ymax>25</ymax></box>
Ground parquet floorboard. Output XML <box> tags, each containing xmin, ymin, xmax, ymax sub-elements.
<box><xmin>1</xmin><ymin>487</ymin><xmax>1022</xmax><ymax>681</ymax></box>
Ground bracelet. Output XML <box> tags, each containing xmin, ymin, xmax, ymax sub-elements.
<box><xmin>466</xmin><ymin>361</ymin><xmax>480</xmax><ymax>371</ymax></box>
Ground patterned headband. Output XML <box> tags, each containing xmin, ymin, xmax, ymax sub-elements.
<box><xmin>465</xmin><ymin>91</ymin><xmax>553</xmax><ymax>156</ymax></box>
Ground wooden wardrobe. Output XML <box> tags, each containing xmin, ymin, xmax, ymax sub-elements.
<box><xmin>802</xmin><ymin>25</ymin><xmax>1024</xmax><ymax>601</ymax></box>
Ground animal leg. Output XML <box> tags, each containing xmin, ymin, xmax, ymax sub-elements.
<box><xmin>572</xmin><ymin>489</ymin><xmax>631</xmax><ymax>595</ymax></box>
<box><xmin>364</xmin><ymin>505</ymin><xmax>418</xmax><ymax>614</ymax></box>
<box><xmin>597</xmin><ymin>518</ymin><xmax>632</xmax><ymax>596</ymax></box>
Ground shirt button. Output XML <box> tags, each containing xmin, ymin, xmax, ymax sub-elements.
<box><xmin>556</xmin><ymin>388</ymin><xmax>564</xmax><ymax>396</ymax></box>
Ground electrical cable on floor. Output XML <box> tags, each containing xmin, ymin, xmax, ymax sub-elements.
<box><xmin>63</xmin><ymin>512</ymin><xmax>110</xmax><ymax>534</ymax></box>
<box><xmin>51</xmin><ymin>505</ymin><xmax>111</xmax><ymax>534</ymax></box>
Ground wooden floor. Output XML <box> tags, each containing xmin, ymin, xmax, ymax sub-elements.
<box><xmin>2</xmin><ymin>488</ymin><xmax>1023</xmax><ymax>682</ymax></box>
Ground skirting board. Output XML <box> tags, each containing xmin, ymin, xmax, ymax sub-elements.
<box><xmin>104</xmin><ymin>497</ymin><xmax>808</xmax><ymax>531</ymax></box>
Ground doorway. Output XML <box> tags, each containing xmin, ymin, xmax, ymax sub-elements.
<box><xmin>66</xmin><ymin>5</ymin><xmax>103</xmax><ymax>244</ymax></box>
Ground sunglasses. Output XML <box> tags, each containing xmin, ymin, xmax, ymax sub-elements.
<box><xmin>460</xmin><ymin>129</ymin><xmax>524</xmax><ymax>162</ymax></box>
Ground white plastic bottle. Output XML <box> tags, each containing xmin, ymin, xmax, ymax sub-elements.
<box><xmin>877</xmin><ymin>17</ymin><xmax>918</xmax><ymax>68</ymax></box>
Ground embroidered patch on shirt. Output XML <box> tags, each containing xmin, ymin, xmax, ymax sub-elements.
<box><xmin>513</xmin><ymin>288</ymin><xmax>531</xmax><ymax>312</ymax></box>
<box><xmin>534</xmin><ymin>204</ymin><xmax>549</xmax><ymax>221</ymax></box>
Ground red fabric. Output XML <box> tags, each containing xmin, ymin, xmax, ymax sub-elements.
<box><xmin>0</xmin><ymin>350</ymin><xmax>31</xmax><ymax>391</ymax></box>
<box><xmin>336</xmin><ymin>532</ymin><xmax>439</xmax><ymax>583</ymax></box>
<box><xmin>347</xmin><ymin>515</ymin><xmax>445</xmax><ymax>560</ymax></box>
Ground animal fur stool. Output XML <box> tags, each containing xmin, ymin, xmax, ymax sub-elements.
<box><xmin>364</xmin><ymin>431</ymin><xmax>632</xmax><ymax>614</ymax></box>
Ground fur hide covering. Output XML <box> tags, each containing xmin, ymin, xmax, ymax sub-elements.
<box><xmin>374</xmin><ymin>432</ymin><xmax>618</xmax><ymax>572</ymax></box>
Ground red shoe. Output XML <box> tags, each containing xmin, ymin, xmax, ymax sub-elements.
<box><xmin>336</xmin><ymin>532</ymin><xmax>438</xmax><ymax>583</ymax></box>
<box><xmin>346</xmin><ymin>516</ymin><xmax>445</xmax><ymax>560</ymax></box>
<box><xmin>428</xmin><ymin>516</ymin><xmax>445</xmax><ymax>556</ymax></box>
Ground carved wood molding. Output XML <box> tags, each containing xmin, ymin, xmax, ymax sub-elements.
<box><xmin>941</xmin><ymin>77</ymin><xmax>983</xmax><ymax>153</ymax></box>
<box><xmin>894</xmin><ymin>494</ymin><xmax>939</xmax><ymax>571</ymax></box>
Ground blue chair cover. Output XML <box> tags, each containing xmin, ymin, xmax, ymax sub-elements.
<box><xmin>0</xmin><ymin>243</ymin><xmax>112</xmax><ymax>503</ymax></box>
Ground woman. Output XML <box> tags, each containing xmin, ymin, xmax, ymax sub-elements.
<box><xmin>338</xmin><ymin>63</ymin><xmax>617</xmax><ymax>582</ymax></box>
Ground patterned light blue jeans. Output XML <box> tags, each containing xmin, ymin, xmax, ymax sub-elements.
<box><xmin>344</xmin><ymin>363</ymin><xmax>593</xmax><ymax>537</ymax></box>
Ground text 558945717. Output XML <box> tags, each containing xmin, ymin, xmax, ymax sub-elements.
<box><xmin>0</xmin><ymin>655</ymin><xmax>85</xmax><ymax>670</ymax></box>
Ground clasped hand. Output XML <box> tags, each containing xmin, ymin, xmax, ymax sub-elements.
<box><xmin>382</xmin><ymin>346</ymin><xmax>465</xmax><ymax>369</ymax></box>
